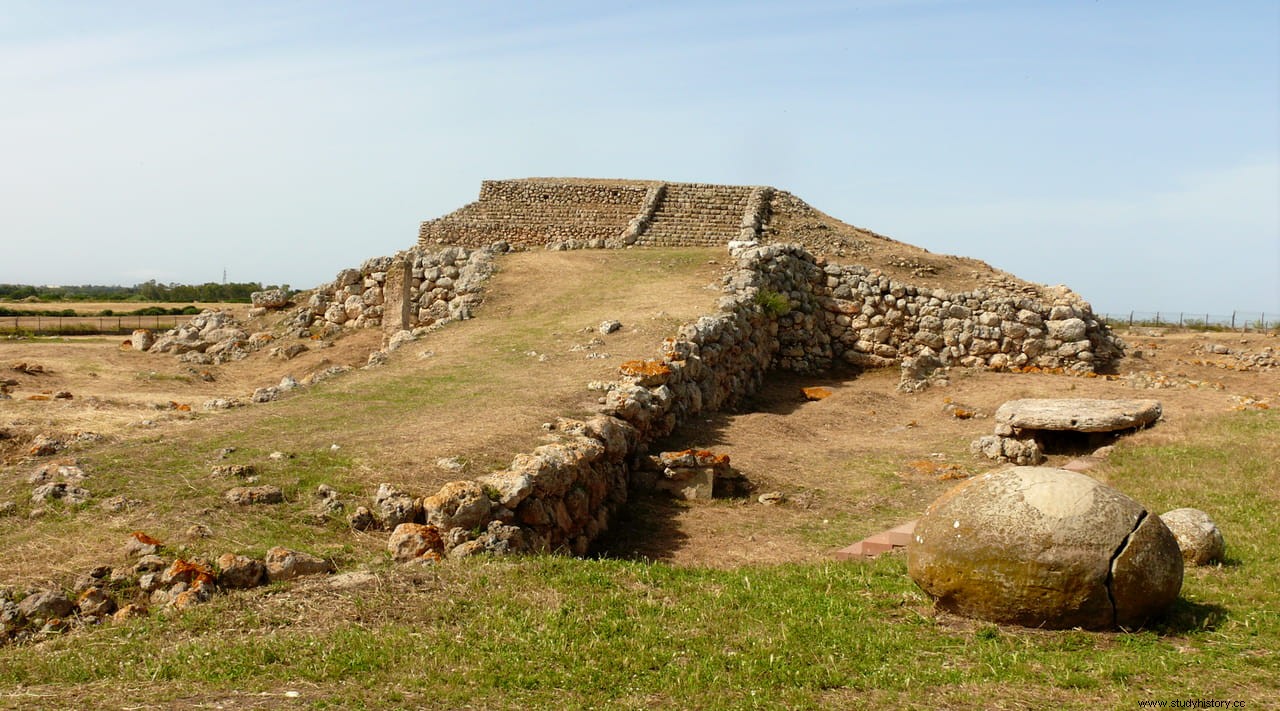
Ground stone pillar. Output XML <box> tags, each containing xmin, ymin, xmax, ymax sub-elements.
<box><xmin>383</xmin><ymin>258</ymin><xmax>412</xmax><ymax>334</ymax></box>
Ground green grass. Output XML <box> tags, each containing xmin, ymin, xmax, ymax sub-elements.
<box><xmin>0</xmin><ymin>410</ymin><xmax>1275</xmax><ymax>709</ymax></box>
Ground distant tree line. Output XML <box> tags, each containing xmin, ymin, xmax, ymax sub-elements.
<box><xmin>0</xmin><ymin>280</ymin><xmax>290</xmax><ymax>304</ymax></box>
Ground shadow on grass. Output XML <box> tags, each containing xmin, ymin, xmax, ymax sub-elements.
<box><xmin>1150</xmin><ymin>597</ymin><xmax>1229</xmax><ymax>634</ymax></box>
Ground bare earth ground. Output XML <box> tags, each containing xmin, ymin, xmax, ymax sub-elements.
<box><xmin>1</xmin><ymin>248</ymin><xmax>1278</xmax><ymax>585</ymax></box>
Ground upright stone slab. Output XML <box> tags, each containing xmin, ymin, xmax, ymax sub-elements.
<box><xmin>382</xmin><ymin>258</ymin><xmax>412</xmax><ymax>334</ymax></box>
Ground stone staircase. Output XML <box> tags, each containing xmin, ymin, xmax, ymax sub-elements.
<box><xmin>634</xmin><ymin>183</ymin><xmax>756</xmax><ymax>247</ymax></box>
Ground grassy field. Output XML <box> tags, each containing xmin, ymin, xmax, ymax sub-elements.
<box><xmin>0</xmin><ymin>409</ymin><xmax>1274</xmax><ymax>709</ymax></box>
<box><xmin>1</xmin><ymin>250</ymin><xmax>1276</xmax><ymax>709</ymax></box>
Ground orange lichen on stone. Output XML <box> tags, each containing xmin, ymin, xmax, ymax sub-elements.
<box><xmin>27</xmin><ymin>395</ymin><xmax>50</xmax><ymax>401</ymax></box>
<box><xmin>167</xmin><ymin>559</ymin><xmax>216</xmax><ymax>586</ymax></box>
<box><xmin>902</xmin><ymin>459</ymin><xmax>971</xmax><ymax>481</ymax></box>
<box><xmin>802</xmin><ymin>386</ymin><xmax>833</xmax><ymax>401</ymax></box>
<box><xmin>619</xmin><ymin>360</ymin><xmax>672</xmax><ymax>378</ymax></box>
<box><xmin>131</xmin><ymin>531</ymin><xmax>163</xmax><ymax>547</ymax></box>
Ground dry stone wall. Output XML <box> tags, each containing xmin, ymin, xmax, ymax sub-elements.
<box><xmin>290</xmin><ymin>245</ymin><xmax>497</xmax><ymax>336</ymax></box>
<box><xmin>418</xmin><ymin>178</ymin><xmax>771</xmax><ymax>252</ymax></box>
<box><xmin>394</xmin><ymin>240</ymin><xmax>1123</xmax><ymax>561</ymax></box>
<box><xmin>419</xmin><ymin>180</ymin><xmax>650</xmax><ymax>250</ymax></box>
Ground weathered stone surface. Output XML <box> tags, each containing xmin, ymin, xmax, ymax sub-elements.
<box><xmin>130</xmin><ymin>329</ymin><xmax>156</xmax><ymax>351</ymax></box>
<box><xmin>217</xmin><ymin>553</ymin><xmax>266</xmax><ymax>589</ymax></box>
<box><xmin>31</xmin><ymin>482</ymin><xmax>91</xmax><ymax>505</ymax></box>
<box><xmin>993</xmin><ymin>399</ymin><xmax>1162</xmax><ymax>435</ymax></box>
<box><xmin>387</xmin><ymin>523</ymin><xmax>445</xmax><ymax>562</ymax></box>
<box><xmin>422</xmin><ymin>481</ymin><xmax>492</xmax><ymax>531</ymax></box>
<box><xmin>250</xmin><ymin>288</ymin><xmax>290</xmax><ymax>309</ymax></box>
<box><xmin>224</xmin><ymin>485</ymin><xmax>283</xmax><ymax>505</ymax></box>
<box><xmin>17</xmin><ymin>590</ymin><xmax>74</xmax><ymax>620</ymax></box>
<box><xmin>264</xmin><ymin>547</ymin><xmax>334</xmax><ymax>582</ymax></box>
<box><xmin>908</xmin><ymin>467</ymin><xmax>1182</xmax><ymax>630</ymax></box>
<box><xmin>76</xmin><ymin>587</ymin><xmax>117</xmax><ymax>617</ymax></box>
<box><xmin>124</xmin><ymin>531</ymin><xmax>162</xmax><ymax>557</ymax></box>
<box><xmin>374</xmin><ymin>483</ymin><xmax>420</xmax><ymax>528</ymax></box>
<box><xmin>1159</xmin><ymin>508</ymin><xmax>1226</xmax><ymax>566</ymax></box>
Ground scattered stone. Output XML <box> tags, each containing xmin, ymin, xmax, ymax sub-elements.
<box><xmin>435</xmin><ymin>456</ymin><xmax>465</xmax><ymax>472</ymax></box>
<box><xmin>0</xmin><ymin>501</ymin><xmax>16</xmax><ymax>517</ymax></box>
<box><xmin>28</xmin><ymin>434</ymin><xmax>63</xmax><ymax>457</ymax></box>
<box><xmin>224</xmin><ymin>485</ymin><xmax>284</xmax><ymax>505</ymax></box>
<box><xmin>217</xmin><ymin>553</ymin><xmax>267</xmax><ymax>589</ymax></box>
<box><xmin>211</xmin><ymin>464</ymin><xmax>256</xmax><ymax>479</ymax></box>
<box><xmin>130</xmin><ymin>329</ymin><xmax>156</xmax><ymax>351</ymax></box>
<box><xmin>17</xmin><ymin>590</ymin><xmax>74</xmax><ymax>621</ymax></box>
<box><xmin>161</xmin><ymin>559</ymin><xmax>216</xmax><ymax>588</ymax></box>
<box><xmin>348</xmin><ymin>505</ymin><xmax>380</xmax><ymax>531</ymax></box>
<box><xmin>908</xmin><ymin>467</ymin><xmax>1183</xmax><ymax>630</ymax></box>
<box><xmin>31</xmin><ymin>482</ymin><xmax>91</xmax><ymax>505</ymax></box>
<box><xmin>112</xmin><ymin>604</ymin><xmax>148</xmax><ymax>622</ymax></box>
<box><xmin>98</xmin><ymin>496</ymin><xmax>139</xmax><ymax>517</ymax></box>
<box><xmin>758</xmin><ymin>491</ymin><xmax>786</xmax><ymax>506</ymax></box>
<box><xmin>387</xmin><ymin>523</ymin><xmax>445</xmax><ymax>563</ymax></box>
<box><xmin>27</xmin><ymin>462</ymin><xmax>86</xmax><ymax>484</ymax></box>
<box><xmin>801</xmin><ymin>387</ymin><xmax>832</xmax><ymax>401</ymax></box>
<box><xmin>599</xmin><ymin>320</ymin><xmax>622</xmax><ymax>335</ymax></box>
<box><xmin>76</xmin><ymin>587</ymin><xmax>117</xmax><ymax>618</ymax></box>
<box><xmin>264</xmin><ymin>547</ymin><xmax>334</xmax><ymax>582</ymax></box>
<box><xmin>134</xmin><ymin>554</ymin><xmax>167</xmax><ymax>574</ymax></box>
<box><xmin>327</xmin><ymin>571</ymin><xmax>379</xmax><ymax>591</ymax></box>
<box><xmin>373</xmin><ymin>483</ymin><xmax>420</xmax><ymax>528</ymax></box>
<box><xmin>898</xmin><ymin>353</ymin><xmax>949</xmax><ymax>393</ymax></box>
<box><xmin>1159</xmin><ymin>508</ymin><xmax>1226</xmax><ymax>566</ymax></box>
<box><xmin>124</xmin><ymin>531</ymin><xmax>163</xmax><ymax>557</ymax></box>
<box><xmin>186</xmin><ymin>524</ymin><xmax>213</xmax><ymax>539</ymax></box>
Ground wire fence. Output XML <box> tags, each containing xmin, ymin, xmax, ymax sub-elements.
<box><xmin>0</xmin><ymin>314</ymin><xmax>182</xmax><ymax>337</ymax></box>
<box><xmin>1098</xmin><ymin>311</ymin><xmax>1276</xmax><ymax>333</ymax></box>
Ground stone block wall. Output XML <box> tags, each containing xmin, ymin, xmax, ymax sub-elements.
<box><xmin>418</xmin><ymin>178</ymin><xmax>772</xmax><ymax>252</ymax></box>
<box><xmin>418</xmin><ymin>180</ymin><xmax>650</xmax><ymax>250</ymax></box>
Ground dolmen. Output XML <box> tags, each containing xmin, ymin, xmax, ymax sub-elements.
<box><xmin>972</xmin><ymin>398</ymin><xmax>1162</xmax><ymax>465</ymax></box>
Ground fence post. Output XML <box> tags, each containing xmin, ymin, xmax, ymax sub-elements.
<box><xmin>1129</xmin><ymin>311</ymin><xmax>1134</xmax><ymax>327</ymax></box>
<box><xmin>1179</xmin><ymin>312</ymin><xmax>1183</xmax><ymax>327</ymax></box>
<box><xmin>1155</xmin><ymin>312</ymin><xmax>1161</xmax><ymax>326</ymax></box>
<box><xmin>1232</xmin><ymin>311</ymin><xmax>1237</xmax><ymax>330</ymax></box>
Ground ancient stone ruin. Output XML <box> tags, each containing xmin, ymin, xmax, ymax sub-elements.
<box><xmin>972</xmin><ymin>398</ymin><xmax>1163</xmax><ymax>465</ymax></box>
<box><xmin>138</xmin><ymin>177</ymin><xmax>1130</xmax><ymax>562</ymax></box>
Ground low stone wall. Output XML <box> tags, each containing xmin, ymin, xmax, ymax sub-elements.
<box><xmin>290</xmin><ymin>245</ymin><xmax>497</xmax><ymax>336</ymax></box>
<box><xmin>390</xmin><ymin>241</ymin><xmax>1124</xmax><ymax>561</ymax></box>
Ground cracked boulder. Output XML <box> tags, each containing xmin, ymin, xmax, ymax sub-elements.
<box><xmin>907</xmin><ymin>467</ymin><xmax>1182</xmax><ymax>630</ymax></box>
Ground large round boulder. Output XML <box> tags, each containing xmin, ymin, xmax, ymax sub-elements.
<box><xmin>1159</xmin><ymin>508</ymin><xmax>1225</xmax><ymax>566</ymax></box>
<box><xmin>908</xmin><ymin>467</ymin><xmax>1182</xmax><ymax>630</ymax></box>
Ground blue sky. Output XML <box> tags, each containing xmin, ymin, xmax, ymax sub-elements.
<box><xmin>2</xmin><ymin>1</ymin><xmax>1276</xmax><ymax>315</ymax></box>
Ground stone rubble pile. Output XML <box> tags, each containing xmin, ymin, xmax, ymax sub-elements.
<box><xmin>0</xmin><ymin>532</ymin><xmax>332</xmax><ymax>646</ymax></box>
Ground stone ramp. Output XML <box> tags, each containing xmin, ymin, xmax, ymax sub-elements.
<box><xmin>635</xmin><ymin>183</ymin><xmax>754</xmax><ymax>247</ymax></box>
